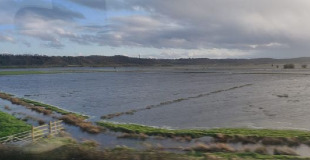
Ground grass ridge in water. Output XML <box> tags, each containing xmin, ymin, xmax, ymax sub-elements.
<box><xmin>199</xmin><ymin>152</ymin><xmax>309</xmax><ymax>160</ymax></box>
<box><xmin>97</xmin><ymin>121</ymin><xmax>310</xmax><ymax>139</ymax></box>
<box><xmin>0</xmin><ymin>91</ymin><xmax>88</xmax><ymax>119</ymax></box>
<box><xmin>21</xmin><ymin>98</ymin><xmax>88</xmax><ymax>119</ymax></box>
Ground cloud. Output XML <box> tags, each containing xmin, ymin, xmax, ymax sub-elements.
<box><xmin>42</xmin><ymin>40</ymin><xmax>65</xmax><ymax>49</ymax></box>
<box><xmin>68</xmin><ymin>0</ymin><xmax>106</xmax><ymax>10</ymax></box>
<box><xmin>4</xmin><ymin>0</ymin><xmax>310</xmax><ymax>58</ymax></box>
<box><xmin>0</xmin><ymin>35</ymin><xmax>14</xmax><ymax>43</ymax></box>
<box><xmin>14</xmin><ymin>5</ymin><xmax>84</xmax><ymax>22</ymax></box>
<box><xmin>14</xmin><ymin>4</ymin><xmax>84</xmax><ymax>49</ymax></box>
<box><xmin>156</xmin><ymin>48</ymin><xmax>251</xmax><ymax>59</ymax></box>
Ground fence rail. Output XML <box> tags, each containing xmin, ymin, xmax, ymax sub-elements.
<box><xmin>0</xmin><ymin>120</ymin><xmax>64</xmax><ymax>145</ymax></box>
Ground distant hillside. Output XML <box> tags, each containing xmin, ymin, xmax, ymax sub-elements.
<box><xmin>1</xmin><ymin>54</ymin><xmax>310</xmax><ymax>68</ymax></box>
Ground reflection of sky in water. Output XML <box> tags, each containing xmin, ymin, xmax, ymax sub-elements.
<box><xmin>1</xmin><ymin>68</ymin><xmax>310</xmax><ymax>131</ymax></box>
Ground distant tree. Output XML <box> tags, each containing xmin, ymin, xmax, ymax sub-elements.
<box><xmin>302</xmin><ymin>64</ymin><xmax>307</xmax><ymax>69</ymax></box>
<box><xmin>283</xmin><ymin>64</ymin><xmax>295</xmax><ymax>69</ymax></box>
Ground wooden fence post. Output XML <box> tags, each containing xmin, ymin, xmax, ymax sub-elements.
<box><xmin>54</xmin><ymin>121</ymin><xmax>57</xmax><ymax>133</ymax></box>
<box><xmin>31</xmin><ymin>126</ymin><xmax>34</xmax><ymax>142</ymax></box>
<box><xmin>49</xmin><ymin>121</ymin><xmax>52</xmax><ymax>135</ymax></box>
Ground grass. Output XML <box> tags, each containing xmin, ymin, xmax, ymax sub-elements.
<box><xmin>117</xmin><ymin>133</ymin><xmax>149</xmax><ymax>140</ymax></box>
<box><xmin>60</xmin><ymin>114</ymin><xmax>102</xmax><ymax>134</ymax></box>
<box><xmin>0</xmin><ymin>137</ymin><xmax>202</xmax><ymax>160</ymax></box>
<box><xmin>0</xmin><ymin>135</ymin><xmax>307</xmax><ymax>160</ymax></box>
<box><xmin>283</xmin><ymin>64</ymin><xmax>295</xmax><ymax>69</ymax></box>
<box><xmin>21</xmin><ymin>98</ymin><xmax>88</xmax><ymax>119</ymax></box>
<box><xmin>185</xmin><ymin>143</ymin><xmax>235</xmax><ymax>153</ymax></box>
<box><xmin>0</xmin><ymin>70</ymin><xmax>116</xmax><ymax>76</ymax></box>
<box><xmin>0</xmin><ymin>91</ymin><xmax>96</xmax><ymax>133</ymax></box>
<box><xmin>0</xmin><ymin>110</ymin><xmax>31</xmax><ymax>137</ymax></box>
<box><xmin>0</xmin><ymin>91</ymin><xmax>87</xmax><ymax>118</ymax></box>
<box><xmin>203</xmin><ymin>152</ymin><xmax>309</xmax><ymax>160</ymax></box>
<box><xmin>101</xmin><ymin>84</ymin><xmax>253</xmax><ymax>120</ymax></box>
<box><xmin>0</xmin><ymin>71</ymin><xmax>55</xmax><ymax>76</ymax></box>
<box><xmin>97</xmin><ymin>121</ymin><xmax>310</xmax><ymax>140</ymax></box>
<box><xmin>0</xmin><ymin>70</ymin><xmax>89</xmax><ymax>76</ymax></box>
<box><xmin>273</xmin><ymin>147</ymin><xmax>298</xmax><ymax>156</ymax></box>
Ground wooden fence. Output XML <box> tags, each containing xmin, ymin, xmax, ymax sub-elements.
<box><xmin>0</xmin><ymin>120</ymin><xmax>64</xmax><ymax>145</ymax></box>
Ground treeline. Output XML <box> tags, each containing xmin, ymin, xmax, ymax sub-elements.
<box><xmin>1</xmin><ymin>54</ymin><xmax>310</xmax><ymax>68</ymax></box>
<box><xmin>0</xmin><ymin>54</ymin><xmax>232</xmax><ymax>67</ymax></box>
<box><xmin>0</xmin><ymin>54</ymin><xmax>159</xmax><ymax>67</ymax></box>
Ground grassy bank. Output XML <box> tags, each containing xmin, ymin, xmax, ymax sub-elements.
<box><xmin>0</xmin><ymin>136</ymin><xmax>201</xmax><ymax>160</ymax></box>
<box><xmin>0</xmin><ymin>92</ymin><xmax>103</xmax><ymax>134</ymax></box>
<box><xmin>0</xmin><ymin>137</ymin><xmax>308</xmax><ymax>160</ymax></box>
<box><xmin>0</xmin><ymin>92</ymin><xmax>87</xmax><ymax>118</ymax></box>
<box><xmin>0</xmin><ymin>70</ymin><xmax>92</xmax><ymax>76</ymax></box>
<box><xmin>0</xmin><ymin>110</ymin><xmax>31</xmax><ymax>137</ymax></box>
<box><xmin>0</xmin><ymin>70</ymin><xmax>116</xmax><ymax>76</ymax></box>
<box><xmin>0</xmin><ymin>70</ymin><xmax>91</xmax><ymax>76</ymax></box>
<box><xmin>97</xmin><ymin>121</ymin><xmax>310</xmax><ymax>140</ymax></box>
<box><xmin>200</xmin><ymin>152</ymin><xmax>309</xmax><ymax>160</ymax></box>
<box><xmin>21</xmin><ymin>98</ymin><xmax>87</xmax><ymax>119</ymax></box>
<box><xmin>0</xmin><ymin>71</ymin><xmax>58</xmax><ymax>76</ymax></box>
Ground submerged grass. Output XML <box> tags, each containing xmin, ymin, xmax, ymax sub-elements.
<box><xmin>0</xmin><ymin>135</ymin><xmax>306</xmax><ymax>160</ymax></box>
<box><xmin>60</xmin><ymin>114</ymin><xmax>102</xmax><ymax>134</ymax></box>
<box><xmin>0</xmin><ymin>91</ymin><xmax>97</xmax><ymax>133</ymax></box>
<box><xmin>0</xmin><ymin>70</ymin><xmax>90</xmax><ymax>76</ymax></box>
<box><xmin>204</xmin><ymin>152</ymin><xmax>309</xmax><ymax>160</ymax></box>
<box><xmin>0</xmin><ymin>71</ymin><xmax>54</xmax><ymax>76</ymax></box>
<box><xmin>97</xmin><ymin>121</ymin><xmax>310</xmax><ymax>140</ymax></box>
<box><xmin>101</xmin><ymin>84</ymin><xmax>253</xmax><ymax>120</ymax></box>
<box><xmin>0</xmin><ymin>91</ymin><xmax>87</xmax><ymax>118</ymax></box>
<box><xmin>21</xmin><ymin>98</ymin><xmax>87</xmax><ymax>119</ymax></box>
<box><xmin>0</xmin><ymin>70</ymin><xmax>114</xmax><ymax>76</ymax></box>
<box><xmin>0</xmin><ymin>110</ymin><xmax>31</xmax><ymax>137</ymax></box>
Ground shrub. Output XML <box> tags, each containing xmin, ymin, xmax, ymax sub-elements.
<box><xmin>273</xmin><ymin>147</ymin><xmax>298</xmax><ymax>156</ymax></box>
<box><xmin>4</xmin><ymin>105</ymin><xmax>11</xmax><ymax>111</ymax></box>
<box><xmin>60</xmin><ymin>114</ymin><xmax>102</xmax><ymax>134</ymax></box>
<box><xmin>302</xmin><ymin>64</ymin><xmax>307</xmax><ymax>69</ymax></box>
<box><xmin>283</xmin><ymin>64</ymin><xmax>295</xmax><ymax>69</ymax></box>
<box><xmin>186</xmin><ymin>143</ymin><xmax>235</xmax><ymax>152</ymax></box>
<box><xmin>254</xmin><ymin>147</ymin><xmax>268</xmax><ymax>155</ymax></box>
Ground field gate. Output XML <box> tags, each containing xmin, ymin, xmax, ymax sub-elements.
<box><xmin>0</xmin><ymin>120</ymin><xmax>64</xmax><ymax>144</ymax></box>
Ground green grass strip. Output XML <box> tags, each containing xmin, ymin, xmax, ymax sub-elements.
<box><xmin>0</xmin><ymin>70</ymin><xmax>114</xmax><ymax>76</ymax></box>
<box><xmin>195</xmin><ymin>152</ymin><xmax>310</xmax><ymax>160</ymax></box>
<box><xmin>0</xmin><ymin>110</ymin><xmax>31</xmax><ymax>137</ymax></box>
<box><xmin>214</xmin><ymin>152</ymin><xmax>309</xmax><ymax>159</ymax></box>
<box><xmin>21</xmin><ymin>98</ymin><xmax>88</xmax><ymax>119</ymax></box>
<box><xmin>0</xmin><ymin>71</ymin><xmax>62</xmax><ymax>75</ymax></box>
<box><xmin>97</xmin><ymin>121</ymin><xmax>310</xmax><ymax>139</ymax></box>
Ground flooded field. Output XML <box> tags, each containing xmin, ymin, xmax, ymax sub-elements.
<box><xmin>1</xmin><ymin>67</ymin><xmax>310</xmax><ymax>131</ymax></box>
<box><xmin>3</xmin><ymin>67</ymin><xmax>310</xmax><ymax>157</ymax></box>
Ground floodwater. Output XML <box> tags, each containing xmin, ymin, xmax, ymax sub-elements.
<box><xmin>3</xmin><ymin>67</ymin><xmax>310</xmax><ymax>156</ymax></box>
<box><xmin>1</xmin><ymin>67</ymin><xmax>310</xmax><ymax>131</ymax></box>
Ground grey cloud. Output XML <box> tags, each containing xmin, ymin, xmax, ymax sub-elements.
<box><xmin>79</xmin><ymin>0</ymin><xmax>310</xmax><ymax>57</ymax></box>
<box><xmin>13</xmin><ymin>3</ymin><xmax>84</xmax><ymax>49</ymax></box>
<box><xmin>0</xmin><ymin>0</ymin><xmax>54</xmax><ymax>24</ymax></box>
<box><xmin>7</xmin><ymin>0</ymin><xmax>310</xmax><ymax>58</ymax></box>
<box><xmin>0</xmin><ymin>35</ymin><xmax>14</xmax><ymax>42</ymax></box>
<box><xmin>15</xmin><ymin>6</ymin><xmax>84</xmax><ymax>22</ymax></box>
<box><xmin>69</xmin><ymin>0</ymin><xmax>106</xmax><ymax>10</ymax></box>
<box><xmin>22</xmin><ymin>41</ymin><xmax>31</xmax><ymax>47</ymax></box>
<box><xmin>69</xmin><ymin>0</ymin><xmax>297</xmax><ymax>49</ymax></box>
<box><xmin>42</xmin><ymin>41</ymin><xmax>65</xmax><ymax>49</ymax></box>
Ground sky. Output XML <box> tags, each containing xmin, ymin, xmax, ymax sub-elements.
<box><xmin>1</xmin><ymin>0</ymin><xmax>310</xmax><ymax>59</ymax></box>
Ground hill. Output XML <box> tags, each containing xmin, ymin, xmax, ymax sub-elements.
<box><xmin>1</xmin><ymin>54</ymin><xmax>310</xmax><ymax>68</ymax></box>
